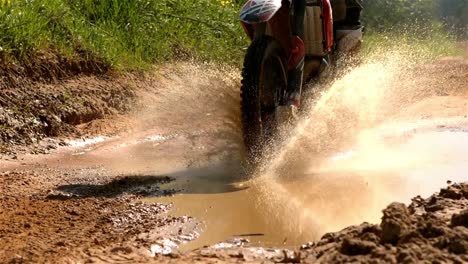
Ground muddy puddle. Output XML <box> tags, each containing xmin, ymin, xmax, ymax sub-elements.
<box><xmin>145</xmin><ymin>125</ymin><xmax>468</xmax><ymax>252</ymax></box>
<box><xmin>2</xmin><ymin>56</ymin><xmax>467</xmax><ymax>262</ymax></box>
<box><xmin>37</xmin><ymin>58</ymin><xmax>466</xmax><ymax>255</ymax></box>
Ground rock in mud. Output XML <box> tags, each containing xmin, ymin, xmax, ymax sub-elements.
<box><xmin>440</xmin><ymin>185</ymin><xmax>464</xmax><ymax>200</ymax></box>
<box><xmin>380</xmin><ymin>203</ymin><xmax>412</xmax><ymax>244</ymax></box>
<box><xmin>451</xmin><ymin>210</ymin><xmax>468</xmax><ymax>228</ymax></box>
<box><xmin>340</xmin><ymin>237</ymin><xmax>377</xmax><ymax>256</ymax></box>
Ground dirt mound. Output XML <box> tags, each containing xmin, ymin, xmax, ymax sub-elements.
<box><xmin>298</xmin><ymin>184</ymin><xmax>468</xmax><ymax>263</ymax></box>
<box><xmin>0</xmin><ymin>48</ymin><xmax>109</xmax><ymax>87</ymax></box>
<box><xmin>0</xmin><ymin>47</ymin><xmax>163</xmax><ymax>156</ymax></box>
<box><xmin>0</xmin><ymin>74</ymin><xmax>144</xmax><ymax>156</ymax></box>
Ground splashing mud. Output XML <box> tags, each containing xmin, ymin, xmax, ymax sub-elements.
<box><xmin>136</xmin><ymin>50</ymin><xmax>468</xmax><ymax>251</ymax></box>
<box><xmin>252</xmin><ymin>49</ymin><xmax>468</xmax><ymax>244</ymax></box>
<box><xmin>3</xmin><ymin>48</ymin><xmax>466</xmax><ymax>262</ymax></box>
<box><xmin>43</xmin><ymin>54</ymin><xmax>465</xmax><ymax>252</ymax></box>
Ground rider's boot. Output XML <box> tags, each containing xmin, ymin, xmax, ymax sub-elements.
<box><xmin>279</xmin><ymin>36</ymin><xmax>305</xmax><ymax>123</ymax></box>
<box><xmin>281</xmin><ymin>0</ymin><xmax>306</xmax><ymax>123</ymax></box>
<box><xmin>287</xmin><ymin>62</ymin><xmax>304</xmax><ymax>108</ymax></box>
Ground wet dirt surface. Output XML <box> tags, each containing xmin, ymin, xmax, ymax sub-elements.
<box><xmin>0</xmin><ymin>74</ymin><xmax>142</xmax><ymax>157</ymax></box>
<box><xmin>0</xmin><ymin>55</ymin><xmax>467</xmax><ymax>263</ymax></box>
<box><xmin>149</xmin><ymin>117</ymin><xmax>468</xmax><ymax>253</ymax></box>
<box><xmin>0</xmin><ymin>63</ymin><xmax>242</xmax><ymax>263</ymax></box>
<box><xmin>0</xmin><ymin>167</ymin><xmax>199</xmax><ymax>263</ymax></box>
<box><xmin>157</xmin><ymin>183</ymin><xmax>468</xmax><ymax>264</ymax></box>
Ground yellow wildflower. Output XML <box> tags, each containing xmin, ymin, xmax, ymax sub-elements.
<box><xmin>219</xmin><ymin>0</ymin><xmax>234</xmax><ymax>7</ymax></box>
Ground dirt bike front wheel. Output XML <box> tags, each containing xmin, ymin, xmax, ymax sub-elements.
<box><xmin>241</xmin><ymin>36</ymin><xmax>288</xmax><ymax>166</ymax></box>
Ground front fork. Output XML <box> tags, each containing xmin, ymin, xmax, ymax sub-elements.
<box><xmin>286</xmin><ymin>0</ymin><xmax>306</xmax><ymax>107</ymax></box>
<box><xmin>242</xmin><ymin>0</ymin><xmax>306</xmax><ymax>107</ymax></box>
<box><xmin>286</xmin><ymin>37</ymin><xmax>305</xmax><ymax>107</ymax></box>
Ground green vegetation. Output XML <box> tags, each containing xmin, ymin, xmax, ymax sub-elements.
<box><xmin>362</xmin><ymin>0</ymin><xmax>437</xmax><ymax>32</ymax></box>
<box><xmin>0</xmin><ymin>0</ymin><xmax>246</xmax><ymax>70</ymax></box>
<box><xmin>361</xmin><ymin>0</ymin><xmax>467</xmax><ymax>59</ymax></box>
<box><xmin>0</xmin><ymin>0</ymin><xmax>466</xmax><ymax>72</ymax></box>
<box><xmin>361</xmin><ymin>30</ymin><xmax>460</xmax><ymax>63</ymax></box>
<box><xmin>362</xmin><ymin>0</ymin><xmax>467</xmax><ymax>35</ymax></box>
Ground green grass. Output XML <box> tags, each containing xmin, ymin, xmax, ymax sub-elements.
<box><xmin>0</xmin><ymin>0</ymin><xmax>247</xmax><ymax>70</ymax></box>
<box><xmin>361</xmin><ymin>24</ymin><xmax>461</xmax><ymax>62</ymax></box>
<box><xmin>0</xmin><ymin>0</ymin><xmax>463</xmax><ymax>73</ymax></box>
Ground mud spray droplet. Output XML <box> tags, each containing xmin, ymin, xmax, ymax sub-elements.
<box><xmin>253</xmin><ymin>48</ymin><xmax>468</xmax><ymax>243</ymax></box>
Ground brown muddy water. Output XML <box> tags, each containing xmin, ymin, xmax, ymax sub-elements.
<box><xmin>145</xmin><ymin>127</ymin><xmax>468</xmax><ymax>252</ymax></box>
<box><xmin>135</xmin><ymin>56</ymin><xmax>468</xmax><ymax>251</ymax></box>
<box><xmin>26</xmin><ymin>56</ymin><xmax>466</xmax><ymax>254</ymax></box>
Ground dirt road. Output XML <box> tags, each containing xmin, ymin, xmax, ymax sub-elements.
<box><xmin>1</xmin><ymin>53</ymin><xmax>467</xmax><ymax>263</ymax></box>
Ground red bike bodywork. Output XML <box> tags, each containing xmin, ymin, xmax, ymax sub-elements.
<box><xmin>240</xmin><ymin>0</ymin><xmax>334</xmax><ymax>66</ymax></box>
<box><xmin>322</xmin><ymin>0</ymin><xmax>333</xmax><ymax>52</ymax></box>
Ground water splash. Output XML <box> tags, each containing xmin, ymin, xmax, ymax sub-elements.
<box><xmin>253</xmin><ymin>48</ymin><xmax>468</xmax><ymax>242</ymax></box>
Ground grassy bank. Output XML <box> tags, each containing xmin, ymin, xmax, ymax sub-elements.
<box><xmin>0</xmin><ymin>0</ymin><xmax>246</xmax><ymax>70</ymax></box>
<box><xmin>0</xmin><ymin>0</ymin><xmax>463</xmax><ymax>74</ymax></box>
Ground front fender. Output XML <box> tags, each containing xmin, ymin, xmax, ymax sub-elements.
<box><xmin>240</xmin><ymin>0</ymin><xmax>288</xmax><ymax>24</ymax></box>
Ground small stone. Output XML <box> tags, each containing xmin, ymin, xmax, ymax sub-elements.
<box><xmin>451</xmin><ymin>210</ymin><xmax>468</xmax><ymax>228</ymax></box>
<box><xmin>425</xmin><ymin>203</ymin><xmax>444</xmax><ymax>212</ymax></box>
<box><xmin>110</xmin><ymin>246</ymin><xmax>133</xmax><ymax>254</ymax></box>
<box><xmin>340</xmin><ymin>237</ymin><xmax>376</xmax><ymax>256</ymax></box>
<box><xmin>300</xmin><ymin>242</ymin><xmax>314</xmax><ymax>250</ymax></box>
<box><xmin>66</xmin><ymin>209</ymin><xmax>79</xmax><ymax>216</ymax></box>
<box><xmin>460</xmin><ymin>185</ymin><xmax>468</xmax><ymax>199</ymax></box>
<box><xmin>448</xmin><ymin>239</ymin><xmax>468</xmax><ymax>255</ymax></box>
<box><xmin>380</xmin><ymin>203</ymin><xmax>412</xmax><ymax>244</ymax></box>
<box><xmin>55</xmin><ymin>241</ymin><xmax>66</xmax><ymax>247</ymax></box>
<box><xmin>439</xmin><ymin>186</ymin><xmax>463</xmax><ymax>200</ymax></box>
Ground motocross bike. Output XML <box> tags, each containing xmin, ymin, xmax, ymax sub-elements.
<box><xmin>239</xmin><ymin>0</ymin><xmax>363</xmax><ymax>163</ymax></box>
